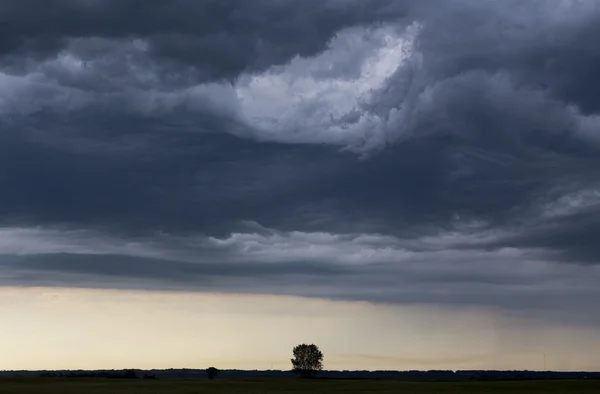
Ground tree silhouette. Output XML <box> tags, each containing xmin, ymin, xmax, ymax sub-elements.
<box><xmin>206</xmin><ymin>367</ymin><xmax>219</xmax><ymax>380</ymax></box>
<box><xmin>291</xmin><ymin>343</ymin><xmax>323</xmax><ymax>378</ymax></box>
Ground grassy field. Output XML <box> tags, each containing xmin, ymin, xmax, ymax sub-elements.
<box><xmin>1</xmin><ymin>378</ymin><xmax>600</xmax><ymax>394</ymax></box>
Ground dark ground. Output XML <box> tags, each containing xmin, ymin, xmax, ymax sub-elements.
<box><xmin>1</xmin><ymin>378</ymin><xmax>600</xmax><ymax>394</ymax></box>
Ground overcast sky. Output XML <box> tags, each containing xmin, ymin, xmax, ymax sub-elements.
<box><xmin>1</xmin><ymin>0</ymin><xmax>600</xmax><ymax>371</ymax></box>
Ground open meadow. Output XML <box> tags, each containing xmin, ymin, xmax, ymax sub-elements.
<box><xmin>1</xmin><ymin>378</ymin><xmax>600</xmax><ymax>394</ymax></box>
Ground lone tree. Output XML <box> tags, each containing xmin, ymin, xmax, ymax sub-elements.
<box><xmin>291</xmin><ymin>343</ymin><xmax>323</xmax><ymax>378</ymax></box>
<box><xmin>206</xmin><ymin>367</ymin><xmax>219</xmax><ymax>380</ymax></box>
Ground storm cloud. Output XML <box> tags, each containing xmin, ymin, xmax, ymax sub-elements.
<box><xmin>1</xmin><ymin>0</ymin><xmax>600</xmax><ymax>324</ymax></box>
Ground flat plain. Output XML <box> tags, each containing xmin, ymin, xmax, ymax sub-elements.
<box><xmin>1</xmin><ymin>378</ymin><xmax>600</xmax><ymax>394</ymax></box>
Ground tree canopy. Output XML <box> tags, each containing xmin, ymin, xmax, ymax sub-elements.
<box><xmin>291</xmin><ymin>343</ymin><xmax>323</xmax><ymax>378</ymax></box>
<box><xmin>206</xmin><ymin>366</ymin><xmax>219</xmax><ymax>380</ymax></box>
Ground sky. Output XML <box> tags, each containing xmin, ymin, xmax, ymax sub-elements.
<box><xmin>1</xmin><ymin>0</ymin><xmax>600</xmax><ymax>372</ymax></box>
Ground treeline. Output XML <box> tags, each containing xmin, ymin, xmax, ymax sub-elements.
<box><xmin>34</xmin><ymin>369</ymin><xmax>600</xmax><ymax>381</ymax></box>
<box><xmin>39</xmin><ymin>370</ymin><xmax>156</xmax><ymax>379</ymax></box>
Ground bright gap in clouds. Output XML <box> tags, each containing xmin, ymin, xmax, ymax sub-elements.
<box><xmin>2</xmin><ymin>287</ymin><xmax>600</xmax><ymax>371</ymax></box>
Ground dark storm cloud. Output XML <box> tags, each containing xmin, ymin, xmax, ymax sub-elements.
<box><xmin>0</xmin><ymin>117</ymin><xmax>557</xmax><ymax>238</ymax></box>
<box><xmin>0</xmin><ymin>0</ymin><xmax>406</xmax><ymax>83</ymax></box>
<box><xmin>0</xmin><ymin>123</ymin><xmax>357</xmax><ymax>235</ymax></box>
<box><xmin>1</xmin><ymin>0</ymin><xmax>600</xmax><ymax>319</ymax></box>
<box><xmin>1</xmin><ymin>253</ymin><xmax>348</xmax><ymax>279</ymax></box>
<box><xmin>485</xmin><ymin>204</ymin><xmax>600</xmax><ymax>265</ymax></box>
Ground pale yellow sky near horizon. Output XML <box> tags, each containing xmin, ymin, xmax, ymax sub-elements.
<box><xmin>1</xmin><ymin>287</ymin><xmax>599</xmax><ymax>372</ymax></box>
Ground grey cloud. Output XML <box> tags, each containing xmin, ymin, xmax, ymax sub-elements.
<box><xmin>485</xmin><ymin>205</ymin><xmax>600</xmax><ymax>265</ymax></box>
<box><xmin>1</xmin><ymin>0</ymin><xmax>600</xmax><ymax>321</ymax></box>
<box><xmin>2</xmin><ymin>253</ymin><xmax>348</xmax><ymax>279</ymax></box>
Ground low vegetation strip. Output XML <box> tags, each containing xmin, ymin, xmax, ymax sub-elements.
<box><xmin>1</xmin><ymin>378</ymin><xmax>600</xmax><ymax>394</ymax></box>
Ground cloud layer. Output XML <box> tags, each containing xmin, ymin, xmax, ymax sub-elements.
<box><xmin>1</xmin><ymin>0</ymin><xmax>600</xmax><ymax>324</ymax></box>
